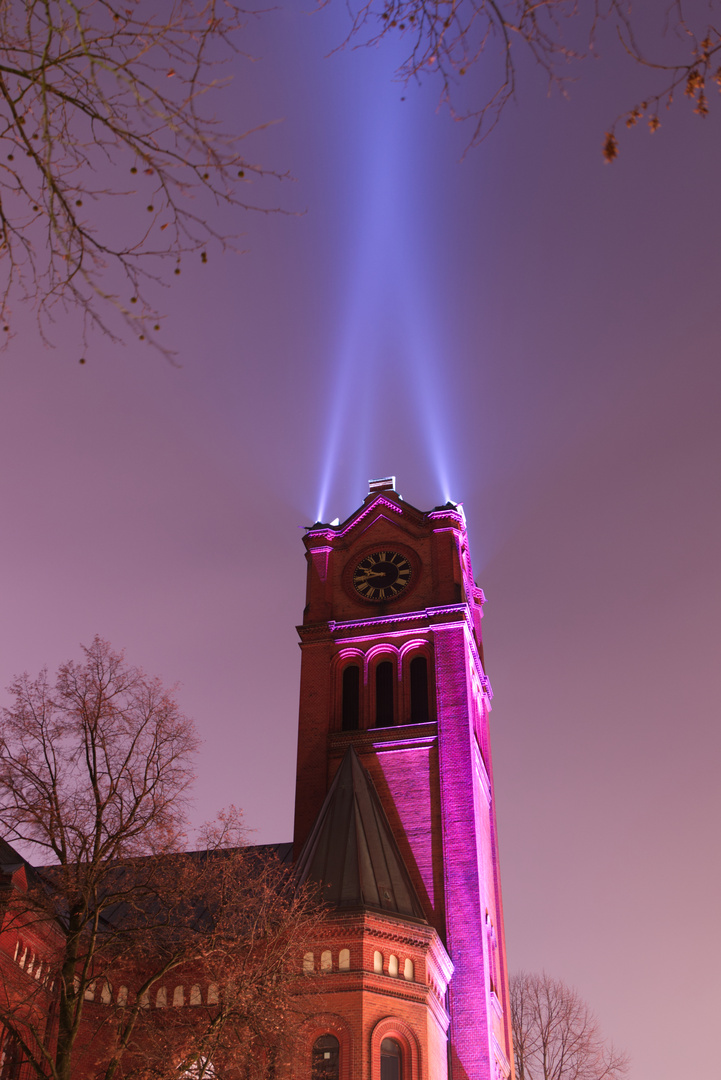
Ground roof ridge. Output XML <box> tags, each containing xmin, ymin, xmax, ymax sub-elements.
<box><xmin>295</xmin><ymin>746</ymin><xmax>426</xmax><ymax>921</ymax></box>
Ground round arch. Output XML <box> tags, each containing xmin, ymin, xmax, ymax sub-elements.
<box><xmin>369</xmin><ymin>1016</ymin><xmax>421</xmax><ymax>1080</ymax></box>
<box><xmin>296</xmin><ymin>1013</ymin><xmax>353</xmax><ymax>1080</ymax></box>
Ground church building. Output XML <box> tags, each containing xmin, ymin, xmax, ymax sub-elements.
<box><xmin>288</xmin><ymin>478</ymin><xmax>514</xmax><ymax>1080</ymax></box>
<box><xmin>0</xmin><ymin>478</ymin><xmax>514</xmax><ymax>1080</ymax></box>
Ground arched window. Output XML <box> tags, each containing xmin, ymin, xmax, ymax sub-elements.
<box><xmin>403</xmin><ymin>958</ymin><xmax>414</xmax><ymax>981</ymax></box>
<box><xmin>341</xmin><ymin>665</ymin><xmax>360</xmax><ymax>731</ymax></box>
<box><xmin>339</xmin><ymin>948</ymin><xmax>350</xmax><ymax>970</ymax></box>
<box><xmin>380</xmin><ymin>1037</ymin><xmax>402</xmax><ymax>1080</ymax></box>
<box><xmin>388</xmin><ymin>954</ymin><xmax>399</xmax><ymax>977</ymax></box>
<box><xmin>155</xmin><ymin>987</ymin><xmax>167</xmax><ymax>1008</ymax></box>
<box><xmin>375</xmin><ymin>661</ymin><xmax>394</xmax><ymax>727</ymax></box>
<box><xmin>312</xmin><ymin>1034</ymin><xmax>339</xmax><ymax>1080</ymax></box>
<box><xmin>320</xmin><ymin>950</ymin><xmax>332</xmax><ymax>971</ymax></box>
<box><xmin>409</xmin><ymin>656</ymin><xmax>429</xmax><ymax>723</ymax></box>
<box><xmin>190</xmin><ymin>984</ymin><xmax>202</xmax><ymax>1005</ymax></box>
<box><xmin>373</xmin><ymin>950</ymin><xmax>383</xmax><ymax>973</ymax></box>
<box><xmin>173</xmin><ymin>985</ymin><xmax>185</xmax><ymax>1007</ymax></box>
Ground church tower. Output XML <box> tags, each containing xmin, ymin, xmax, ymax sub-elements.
<box><xmin>291</xmin><ymin>479</ymin><xmax>514</xmax><ymax>1080</ymax></box>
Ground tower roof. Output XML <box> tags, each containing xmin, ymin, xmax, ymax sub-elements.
<box><xmin>295</xmin><ymin>746</ymin><xmax>425</xmax><ymax>920</ymax></box>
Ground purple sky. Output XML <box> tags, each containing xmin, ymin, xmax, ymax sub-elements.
<box><xmin>1</xmin><ymin>5</ymin><xmax>719</xmax><ymax>1078</ymax></box>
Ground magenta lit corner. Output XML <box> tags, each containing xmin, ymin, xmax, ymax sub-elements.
<box><xmin>289</xmin><ymin>477</ymin><xmax>515</xmax><ymax>1080</ymax></box>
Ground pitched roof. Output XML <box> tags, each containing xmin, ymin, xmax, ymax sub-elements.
<box><xmin>294</xmin><ymin>746</ymin><xmax>425</xmax><ymax>920</ymax></box>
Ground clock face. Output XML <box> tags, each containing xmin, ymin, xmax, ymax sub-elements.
<box><xmin>352</xmin><ymin>550</ymin><xmax>412</xmax><ymax>602</ymax></box>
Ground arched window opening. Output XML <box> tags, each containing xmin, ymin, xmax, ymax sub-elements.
<box><xmin>341</xmin><ymin>665</ymin><xmax>360</xmax><ymax>731</ymax></box>
<box><xmin>409</xmin><ymin>656</ymin><xmax>429</xmax><ymax>723</ymax></box>
<box><xmin>373</xmin><ymin>950</ymin><xmax>383</xmax><ymax>973</ymax></box>
<box><xmin>339</xmin><ymin>948</ymin><xmax>350</xmax><ymax>970</ymax></box>
<box><xmin>380</xmin><ymin>1037</ymin><xmax>401</xmax><ymax>1080</ymax></box>
<box><xmin>207</xmin><ymin>984</ymin><xmax>219</xmax><ymax>1005</ymax></box>
<box><xmin>303</xmin><ymin>952</ymin><xmax>315</xmax><ymax>973</ymax></box>
<box><xmin>375</xmin><ymin>661</ymin><xmax>394</xmax><ymax>727</ymax></box>
<box><xmin>320</xmin><ymin>950</ymin><xmax>332</xmax><ymax>971</ymax></box>
<box><xmin>388</xmin><ymin>954</ymin><xmax>399</xmax><ymax>977</ymax></box>
<box><xmin>312</xmin><ymin>1034</ymin><xmax>340</xmax><ymax>1080</ymax></box>
<box><xmin>173</xmin><ymin>985</ymin><xmax>185</xmax><ymax>1007</ymax></box>
<box><xmin>155</xmin><ymin>987</ymin><xmax>167</xmax><ymax>1008</ymax></box>
<box><xmin>403</xmin><ymin>958</ymin><xmax>414</xmax><ymax>982</ymax></box>
<box><xmin>117</xmin><ymin>986</ymin><xmax>128</xmax><ymax>1007</ymax></box>
<box><xmin>190</xmin><ymin>984</ymin><xmax>202</xmax><ymax>1005</ymax></box>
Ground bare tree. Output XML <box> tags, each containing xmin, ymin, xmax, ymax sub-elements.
<box><xmin>0</xmin><ymin>638</ymin><xmax>320</xmax><ymax>1080</ymax></box>
<box><xmin>339</xmin><ymin>0</ymin><xmax>721</xmax><ymax>157</ymax></box>
<box><xmin>510</xmin><ymin>971</ymin><xmax>629</xmax><ymax>1080</ymax></box>
<box><xmin>0</xmin><ymin>0</ymin><xmax>273</xmax><ymax>356</ymax></box>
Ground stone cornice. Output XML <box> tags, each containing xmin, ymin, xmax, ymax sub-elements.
<box><xmin>297</xmin><ymin>604</ymin><xmax>493</xmax><ymax>700</ymax></box>
<box><xmin>329</xmin><ymin>723</ymin><xmax>437</xmax><ymax>758</ymax></box>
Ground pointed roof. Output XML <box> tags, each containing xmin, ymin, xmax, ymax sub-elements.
<box><xmin>295</xmin><ymin>747</ymin><xmax>425</xmax><ymax>920</ymax></box>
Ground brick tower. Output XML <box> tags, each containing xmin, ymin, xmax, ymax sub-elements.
<box><xmin>291</xmin><ymin>479</ymin><xmax>514</xmax><ymax>1080</ymax></box>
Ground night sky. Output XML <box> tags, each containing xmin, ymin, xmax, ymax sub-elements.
<box><xmin>1</xmin><ymin>4</ymin><xmax>719</xmax><ymax>1079</ymax></box>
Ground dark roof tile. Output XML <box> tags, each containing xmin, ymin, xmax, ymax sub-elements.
<box><xmin>295</xmin><ymin>746</ymin><xmax>425</xmax><ymax>920</ymax></box>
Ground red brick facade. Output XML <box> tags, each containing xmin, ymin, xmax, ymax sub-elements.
<box><xmin>291</xmin><ymin>482</ymin><xmax>514</xmax><ymax>1080</ymax></box>
<box><xmin>0</xmin><ymin>481</ymin><xmax>514</xmax><ymax>1080</ymax></box>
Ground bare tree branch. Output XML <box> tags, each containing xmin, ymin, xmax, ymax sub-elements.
<box><xmin>336</xmin><ymin>0</ymin><xmax>721</xmax><ymax>158</ymax></box>
<box><xmin>510</xmin><ymin>971</ymin><xmax>629</xmax><ymax>1080</ymax></box>
<box><xmin>0</xmin><ymin>638</ymin><xmax>321</xmax><ymax>1080</ymax></box>
<box><xmin>0</xmin><ymin>0</ymin><xmax>279</xmax><ymax>357</ymax></box>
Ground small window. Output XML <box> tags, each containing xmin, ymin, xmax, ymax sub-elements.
<box><xmin>312</xmin><ymin>1034</ymin><xmax>339</xmax><ymax>1080</ymax></box>
<box><xmin>320</xmin><ymin>950</ymin><xmax>332</xmax><ymax>971</ymax></box>
<box><xmin>375</xmin><ymin>661</ymin><xmax>394</xmax><ymax>726</ymax></box>
<box><xmin>190</xmin><ymin>984</ymin><xmax>202</xmax><ymax>1005</ymax></box>
<box><xmin>207</xmin><ymin>984</ymin><xmax>219</xmax><ymax>1005</ymax></box>
<box><xmin>410</xmin><ymin>656</ymin><xmax>429</xmax><ymax>723</ymax></box>
<box><xmin>173</xmin><ymin>985</ymin><xmax>185</xmax><ymax>1007</ymax></box>
<box><xmin>373</xmin><ymin>950</ymin><xmax>383</xmax><ymax>973</ymax></box>
<box><xmin>381</xmin><ymin>1037</ymin><xmax>401</xmax><ymax>1080</ymax></box>
<box><xmin>341</xmin><ymin>665</ymin><xmax>360</xmax><ymax>731</ymax></box>
<box><xmin>155</xmin><ymin>987</ymin><xmax>167</xmax><ymax>1008</ymax></box>
<box><xmin>84</xmin><ymin>981</ymin><xmax>96</xmax><ymax>1001</ymax></box>
<box><xmin>339</xmin><ymin>948</ymin><xmax>350</xmax><ymax>970</ymax></box>
<box><xmin>388</xmin><ymin>954</ymin><xmax>399</xmax><ymax>977</ymax></box>
<box><xmin>403</xmin><ymin>958</ymin><xmax>414</xmax><ymax>981</ymax></box>
<box><xmin>117</xmin><ymin>986</ymin><xmax>128</xmax><ymax>1006</ymax></box>
<box><xmin>139</xmin><ymin>990</ymin><xmax>150</xmax><ymax>1009</ymax></box>
<box><xmin>303</xmin><ymin>952</ymin><xmax>315</xmax><ymax>973</ymax></box>
<box><xmin>100</xmin><ymin>982</ymin><xmax>112</xmax><ymax>1005</ymax></box>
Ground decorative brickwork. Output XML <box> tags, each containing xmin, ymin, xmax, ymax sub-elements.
<box><xmin>0</xmin><ymin>481</ymin><xmax>514</xmax><ymax>1080</ymax></box>
<box><xmin>293</xmin><ymin>482</ymin><xmax>514</xmax><ymax>1080</ymax></box>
